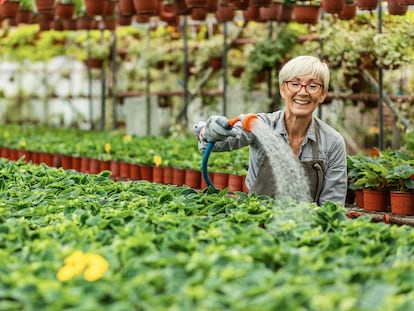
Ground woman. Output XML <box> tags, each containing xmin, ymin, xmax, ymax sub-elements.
<box><xmin>193</xmin><ymin>55</ymin><xmax>348</xmax><ymax>206</ymax></box>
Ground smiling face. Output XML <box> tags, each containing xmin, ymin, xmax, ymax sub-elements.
<box><xmin>280</xmin><ymin>74</ymin><xmax>328</xmax><ymax>119</ymax></box>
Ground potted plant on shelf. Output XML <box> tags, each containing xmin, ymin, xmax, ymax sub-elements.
<box><xmin>385</xmin><ymin>151</ymin><xmax>414</xmax><ymax>215</ymax></box>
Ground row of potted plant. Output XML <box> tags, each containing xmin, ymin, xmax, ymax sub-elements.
<box><xmin>347</xmin><ymin>148</ymin><xmax>414</xmax><ymax>215</ymax></box>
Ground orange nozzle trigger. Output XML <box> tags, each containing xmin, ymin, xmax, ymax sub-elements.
<box><xmin>228</xmin><ymin>116</ymin><xmax>241</xmax><ymax>127</ymax></box>
<box><xmin>241</xmin><ymin>113</ymin><xmax>258</xmax><ymax>132</ymax></box>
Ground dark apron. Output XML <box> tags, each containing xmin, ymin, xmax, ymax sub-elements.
<box><xmin>249</xmin><ymin>122</ymin><xmax>325</xmax><ymax>203</ymax></box>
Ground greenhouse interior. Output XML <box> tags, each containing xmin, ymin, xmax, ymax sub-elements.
<box><xmin>1</xmin><ymin>0</ymin><xmax>414</xmax><ymax>309</ymax></box>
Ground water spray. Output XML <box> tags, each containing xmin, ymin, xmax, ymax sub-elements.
<box><xmin>202</xmin><ymin>113</ymin><xmax>258</xmax><ymax>190</ymax></box>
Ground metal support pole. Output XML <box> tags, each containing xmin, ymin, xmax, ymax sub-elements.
<box><xmin>111</xmin><ymin>29</ymin><xmax>118</xmax><ymax>129</ymax></box>
<box><xmin>87</xmin><ymin>30</ymin><xmax>93</xmax><ymax>129</ymax></box>
<box><xmin>222</xmin><ymin>21</ymin><xmax>228</xmax><ymax>116</ymax></box>
<box><xmin>182</xmin><ymin>16</ymin><xmax>189</xmax><ymax>124</ymax></box>
<box><xmin>378</xmin><ymin>0</ymin><xmax>384</xmax><ymax>150</ymax></box>
<box><xmin>99</xmin><ymin>20</ymin><xmax>106</xmax><ymax>131</ymax></box>
<box><xmin>146</xmin><ymin>26</ymin><xmax>151</xmax><ymax>135</ymax></box>
<box><xmin>267</xmin><ymin>20</ymin><xmax>273</xmax><ymax>102</ymax></box>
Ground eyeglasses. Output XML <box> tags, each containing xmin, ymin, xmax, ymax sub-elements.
<box><xmin>284</xmin><ymin>80</ymin><xmax>324</xmax><ymax>94</ymax></box>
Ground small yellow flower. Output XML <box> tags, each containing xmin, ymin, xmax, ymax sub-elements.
<box><xmin>18</xmin><ymin>140</ymin><xmax>26</xmax><ymax>148</ymax></box>
<box><xmin>57</xmin><ymin>265</ymin><xmax>78</xmax><ymax>282</ymax></box>
<box><xmin>123</xmin><ymin>135</ymin><xmax>132</xmax><ymax>142</ymax></box>
<box><xmin>4</xmin><ymin>131</ymin><xmax>9</xmax><ymax>138</ymax></box>
<box><xmin>64</xmin><ymin>250</ymin><xmax>85</xmax><ymax>265</ymax></box>
<box><xmin>104</xmin><ymin>143</ymin><xmax>111</xmax><ymax>154</ymax></box>
<box><xmin>153</xmin><ymin>155</ymin><xmax>162</xmax><ymax>167</ymax></box>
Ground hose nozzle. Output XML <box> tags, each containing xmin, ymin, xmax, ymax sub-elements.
<box><xmin>228</xmin><ymin>113</ymin><xmax>258</xmax><ymax>132</ymax></box>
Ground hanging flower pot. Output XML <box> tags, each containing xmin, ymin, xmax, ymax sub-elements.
<box><xmin>215</xmin><ymin>4</ymin><xmax>235</xmax><ymax>22</ymax></box>
<box><xmin>119</xmin><ymin>0</ymin><xmax>136</xmax><ymax>16</ymax></box>
<box><xmin>103</xmin><ymin>0</ymin><xmax>117</xmax><ymax>17</ymax></box>
<box><xmin>277</xmin><ymin>4</ymin><xmax>293</xmax><ymax>22</ymax></box>
<box><xmin>356</xmin><ymin>0</ymin><xmax>378</xmax><ymax>10</ymax></box>
<box><xmin>322</xmin><ymin>0</ymin><xmax>344</xmax><ymax>14</ymax></box>
<box><xmin>0</xmin><ymin>0</ymin><xmax>20</xmax><ymax>18</ymax></box>
<box><xmin>15</xmin><ymin>9</ymin><xmax>33</xmax><ymax>24</ymax></box>
<box><xmin>339</xmin><ymin>2</ymin><xmax>356</xmax><ymax>20</ymax></box>
<box><xmin>76</xmin><ymin>16</ymin><xmax>94</xmax><ymax>30</ymax></box>
<box><xmin>35</xmin><ymin>0</ymin><xmax>54</xmax><ymax>12</ymax></box>
<box><xmin>250</xmin><ymin>0</ymin><xmax>272</xmax><ymax>7</ymax></box>
<box><xmin>228</xmin><ymin>0</ymin><xmax>249</xmax><ymax>10</ymax></box>
<box><xmin>185</xmin><ymin>0</ymin><xmax>207</xmax><ymax>8</ymax></box>
<box><xmin>390</xmin><ymin>191</ymin><xmax>414</xmax><ymax>216</ymax></box>
<box><xmin>84</xmin><ymin>0</ymin><xmax>105</xmax><ymax>16</ymax></box>
<box><xmin>63</xmin><ymin>18</ymin><xmax>77</xmax><ymax>30</ymax></box>
<box><xmin>190</xmin><ymin>7</ymin><xmax>208</xmax><ymax>21</ymax></box>
<box><xmin>37</xmin><ymin>10</ymin><xmax>54</xmax><ymax>31</ymax></box>
<box><xmin>397</xmin><ymin>0</ymin><xmax>414</xmax><ymax>4</ymax></box>
<box><xmin>242</xmin><ymin>5</ymin><xmax>260</xmax><ymax>22</ymax></box>
<box><xmin>260</xmin><ymin>2</ymin><xmax>282</xmax><ymax>21</ymax></box>
<box><xmin>133</xmin><ymin>0</ymin><xmax>159</xmax><ymax>16</ymax></box>
<box><xmin>159</xmin><ymin>2</ymin><xmax>180</xmax><ymax>25</ymax></box>
<box><xmin>173</xmin><ymin>0</ymin><xmax>191</xmax><ymax>15</ymax></box>
<box><xmin>293</xmin><ymin>5</ymin><xmax>320</xmax><ymax>25</ymax></box>
<box><xmin>387</xmin><ymin>0</ymin><xmax>408</xmax><ymax>15</ymax></box>
<box><xmin>363</xmin><ymin>189</ymin><xmax>389</xmax><ymax>212</ymax></box>
<box><xmin>206</xmin><ymin>0</ymin><xmax>219</xmax><ymax>12</ymax></box>
<box><xmin>55</xmin><ymin>2</ymin><xmax>75</xmax><ymax>19</ymax></box>
<box><xmin>117</xmin><ymin>13</ymin><xmax>132</xmax><ymax>25</ymax></box>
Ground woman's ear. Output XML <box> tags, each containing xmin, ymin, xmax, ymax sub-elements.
<box><xmin>279</xmin><ymin>84</ymin><xmax>286</xmax><ymax>99</ymax></box>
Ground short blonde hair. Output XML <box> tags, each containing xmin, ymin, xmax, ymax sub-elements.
<box><xmin>278</xmin><ymin>55</ymin><xmax>330</xmax><ymax>90</ymax></box>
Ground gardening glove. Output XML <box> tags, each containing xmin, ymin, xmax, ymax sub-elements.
<box><xmin>203</xmin><ymin>115</ymin><xmax>237</xmax><ymax>142</ymax></box>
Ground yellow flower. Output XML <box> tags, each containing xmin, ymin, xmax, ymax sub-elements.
<box><xmin>123</xmin><ymin>135</ymin><xmax>132</xmax><ymax>142</ymax></box>
<box><xmin>104</xmin><ymin>143</ymin><xmax>111</xmax><ymax>154</ymax></box>
<box><xmin>4</xmin><ymin>131</ymin><xmax>9</xmax><ymax>138</ymax></box>
<box><xmin>153</xmin><ymin>155</ymin><xmax>162</xmax><ymax>167</ymax></box>
<box><xmin>18</xmin><ymin>140</ymin><xmax>26</xmax><ymax>148</ymax></box>
<box><xmin>57</xmin><ymin>265</ymin><xmax>78</xmax><ymax>282</ymax></box>
<box><xmin>57</xmin><ymin>250</ymin><xmax>109</xmax><ymax>282</ymax></box>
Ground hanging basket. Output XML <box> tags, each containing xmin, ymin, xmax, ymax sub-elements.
<box><xmin>133</xmin><ymin>0</ymin><xmax>159</xmax><ymax>16</ymax></box>
<box><xmin>0</xmin><ymin>1</ymin><xmax>20</xmax><ymax>18</ymax></box>
<box><xmin>259</xmin><ymin>2</ymin><xmax>282</xmax><ymax>21</ymax></box>
<box><xmin>355</xmin><ymin>0</ymin><xmax>378</xmax><ymax>10</ymax></box>
<box><xmin>387</xmin><ymin>0</ymin><xmax>408</xmax><ymax>15</ymax></box>
<box><xmin>339</xmin><ymin>2</ymin><xmax>356</xmax><ymax>20</ymax></box>
<box><xmin>185</xmin><ymin>0</ymin><xmax>207</xmax><ymax>8</ymax></box>
<box><xmin>321</xmin><ymin>0</ymin><xmax>344</xmax><ymax>14</ymax></box>
<box><xmin>228</xmin><ymin>0</ymin><xmax>249</xmax><ymax>10</ymax></box>
<box><xmin>293</xmin><ymin>5</ymin><xmax>320</xmax><ymax>25</ymax></box>
<box><xmin>215</xmin><ymin>4</ymin><xmax>235</xmax><ymax>23</ymax></box>
<box><xmin>119</xmin><ymin>0</ymin><xmax>136</xmax><ymax>16</ymax></box>
<box><xmin>84</xmin><ymin>0</ymin><xmax>105</xmax><ymax>16</ymax></box>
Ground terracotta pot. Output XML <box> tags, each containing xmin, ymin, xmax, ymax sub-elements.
<box><xmin>173</xmin><ymin>168</ymin><xmax>186</xmax><ymax>186</ymax></box>
<box><xmin>185</xmin><ymin>0</ymin><xmax>207</xmax><ymax>8</ymax></box>
<box><xmin>293</xmin><ymin>5</ymin><xmax>320</xmax><ymax>25</ymax></box>
<box><xmin>15</xmin><ymin>9</ymin><xmax>33</xmax><ymax>24</ymax></box>
<box><xmin>173</xmin><ymin>0</ymin><xmax>191</xmax><ymax>15</ymax></box>
<box><xmin>390</xmin><ymin>191</ymin><xmax>414</xmax><ymax>215</ymax></box>
<box><xmin>260</xmin><ymin>2</ymin><xmax>282</xmax><ymax>21</ymax></box>
<box><xmin>8</xmin><ymin>149</ymin><xmax>19</xmax><ymax>161</ymax></box>
<box><xmin>363</xmin><ymin>189</ymin><xmax>389</xmax><ymax>212</ymax></box>
<box><xmin>387</xmin><ymin>0</ymin><xmax>408</xmax><ymax>15</ymax></box>
<box><xmin>191</xmin><ymin>7</ymin><xmax>208</xmax><ymax>20</ymax></box>
<box><xmin>37</xmin><ymin>10</ymin><xmax>54</xmax><ymax>31</ymax></box>
<box><xmin>397</xmin><ymin>0</ymin><xmax>414</xmax><ymax>4</ymax></box>
<box><xmin>55</xmin><ymin>2</ymin><xmax>75</xmax><ymax>19</ymax></box>
<box><xmin>356</xmin><ymin>0</ymin><xmax>378</xmax><ymax>10</ymax></box>
<box><xmin>228</xmin><ymin>0</ymin><xmax>249</xmax><ymax>10</ymax></box>
<box><xmin>117</xmin><ymin>13</ymin><xmax>133</xmax><ymax>26</ymax></box>
<box><xmin>63</xmin><ymin>18</ymin><xmax>77</xmax><ymax>30</ymax></box>
<box><xmin>80</xmin><ymin>157</ymin><xmax>91</xmax><ymax>173</ymax></box>
<box><xmin>215</xmin><ymin>4</ymin><xmax>235</xmax><ymax>22</ymax></box>
<box><xmin>213</xmin><ymin>172</ymin><xmax>229</xmax><ymax>190</ymax></box>
<box><xmin>133</xmin><ymin>0</ymin><xmax>159</xmax><ymax>16</ymax></box>
<box><xmin>99</xmin><ymin>160</ymin><xmax>111</xmax><ymax>172</ymax></box>
<box><xmin>38</xmin><ymin>152</ymin><xmax>54</xmax><ymax>166</ymax></box>
<box><xmin>60</xmin><ymin>154</ymin><xmax>72</xmax><ymax>170</ymax></box>
<box><xmin>76</xmin><ymin>16</ymin><xmax>93</xmax><ymax>30</ymax></box>
<box><xmin>89</xmin><ymin>159</ymin><xmax>100</xmax><ymax>174</ymax></box>
<box><xmin>228</xmin><ymin>174</ymin><xmax>243</xmax><ymax>192</ymax></box>
<box><xmin>277</xmin><ymin>4</ymin><xmax>293</xmax><ymax>22</ymax></box>
<box><xmin>163</xmin><ymin>166</ymin><xmax>174</xmax><ymax>184</ymax></box>
<box><xmin>242</xmin><ymin>6</ymin><xmax>260</xmax><ymax>22</ymax></box>
<box><xmin>185</xmin><ymin>169</ymin><xmax>201</xmax><ymax>189</ymax></box>
<box><xmin>119</xmin><ymin>0</ymin><xmax>136</xmax><ymax>15</ymax></box>
<box><xmin>1</xmin><ymin>1</ymin><xmax>20</xmax><ymax>18</ymax></box>
<box><xmin>206</xmin><ymin>0</ymin><xmax>219</xmax><ymax>12</ymax></box>
<box><xmin>35</xmin><ymin>0</ymin><xmax>54</xmax><ymax>12</ymax></box>
<box><xmin>130</xmin><ymin>163</ymin><xmax>141</xmax><ymax>180</ymax></box>
<box><xmin>31</xmin><ymin>151</ymin><xmax>41</xmax><ymax>165</ymax></box>
<box><xmin>140</xmin><ymin>165</ymin><xmax>153</xmax><ymax>182</ymax></box>
<box><xmin>339</xmin><ymin>2</ymin><xmax>356</xmax><ymax>20</ymax></box>
<box><xmin>71</xmin><ymin>156</ymin><xmax>81</xmax><ymax>171</ymax></box>
<box><xmin>0</xmin><ymin>146</ymin><xmax>9</xmax><ymax>159</ymax></box>
<box><xmin>103</xmin><ymin>0</ymin><xmax>117</xmax><ymax>17</ymax></box>
<box><xmin>84</xmin><ymin>0</ymin><xmax>105</xmax><ymax>16</ymax></box>
<box><xmin>355</xmin><ymin>189</ymin><xmax>364</xmax><ymax>209</ymax></box>
<box><xmin>119</xmin><ymin>162</ymin><xmax>131</xmax><ymax>179</ymax></box>
<box><xmin>250</xmin><ymin>0</ymin><xmax>272</xmax><ymax>7</ymax></box>
<box><xmin>322</xmin><ymin>0</ymin><xmax>344</xmax><ymax>14</ymax></box>
<box><xmin>153</xmin><ymin>166</ymin><xmax>164</xmax><ymax>183</ymax></box>
<box><xmin>110</xmin><ymin>160</ymin><xmax>120</xmax><ymax>179</ymax></box>
<box><xmin>135</xmin><ymin>14</ymin><xmax>151</xmax><ymax>23</ymax></box>
<box><xmin>159</xmin><ymin>2</ymin><xmax>180</xmax><ymax>25</ymax></box>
